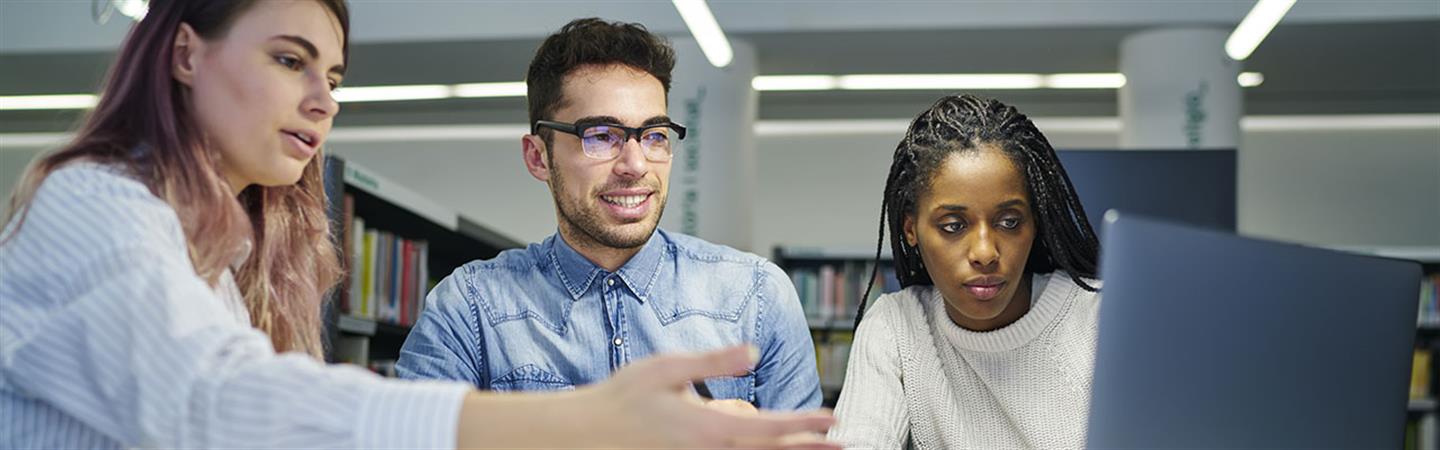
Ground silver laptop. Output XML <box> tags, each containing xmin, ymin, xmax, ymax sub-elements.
<box><xmin>1086</xmin><ymin>212</ymin><xmax>1422</xmax><ymax>449</ymax></box>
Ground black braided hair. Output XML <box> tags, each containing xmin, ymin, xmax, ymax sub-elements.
<box><xmin>854</xmin><ymin>94</ymin><xmax>1100</xmax><ymax>327</ymax></box>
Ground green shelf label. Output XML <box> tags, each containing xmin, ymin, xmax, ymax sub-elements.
<box><xmin>346</xmin><ymin>166</ymin><xmax>380</xmax><ymax>191</ymax></box>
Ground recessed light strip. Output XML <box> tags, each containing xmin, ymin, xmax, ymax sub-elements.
<box><xmin>0</xmin><ymin>72</ymin><xmax>1265</xmax><ymax>111</ymax></box>
<box><xmin>4</xmin><ymin>114</ymin><xmax>1433</xmax><ymax>149</ymax></box>
<box><xmin>752</xmin><ymin>72</ymin><xmax>1263</xmax><ymax>91</ymax></box>
<box><xmin>672</xmin><ymin>0</ymin><xmax>734</xmax><ymax>68</ymax></box>
<box><xmin>1226</xmin><ymin>0</ymin><xmax>1296</xmax><ymax>61</ymax></box>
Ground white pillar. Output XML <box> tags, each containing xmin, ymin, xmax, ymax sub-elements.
<box><xmin>1120</xmin><ymin>28</ymin><xmax>1242</xmax><ymax>149</ymax></box>
<box><xmin>662</xmin><ymin>38</ymin><xmax>758</xmax><ymax>251</ymax></box>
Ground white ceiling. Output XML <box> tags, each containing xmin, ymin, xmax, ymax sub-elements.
<box><xmin>3</xmin><ymin>0</ymin><xmax>1438</xmax><ymax>53</ymax></box>
<box><xmin>1</xmin><ymin>1</ymin><xmax>1436</xmax><ymax>131</ymax></box>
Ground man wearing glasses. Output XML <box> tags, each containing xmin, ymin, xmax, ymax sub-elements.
<box><xmin>395</xmin><ymin>18</ymin><xmax>822</xmax><ymax>412</ymax></box>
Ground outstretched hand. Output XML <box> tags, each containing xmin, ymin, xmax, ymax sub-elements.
<box><xmin>584</xmin><ymin>345</ymin><xmax>840</xmax><ymax>449</ymax></box>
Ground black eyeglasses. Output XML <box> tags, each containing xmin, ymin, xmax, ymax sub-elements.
<box><xmin>534</xmin><ymin>119</ymin><xmax>688</xmax><ymax>162</ymax></box>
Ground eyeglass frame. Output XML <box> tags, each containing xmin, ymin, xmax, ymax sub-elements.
<box><xmin>533</xmin><ymin>119</ymin><xmax>688</xmax><ymax>162</ymax></box>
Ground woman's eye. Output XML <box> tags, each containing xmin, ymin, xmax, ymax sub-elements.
<box><xmin>999</xmin><ymin>217</ymin><xmax>1021</xmax><ymax>229</ymax></box>
<box><xmin>940</xmin><ymin>222</ymin><xmax>965</xmax><ymax>234</ymax></box>
<box><xmin>275</xmin><ymin>55</ymin><xmax>302</xmax><ymax>70</ymax></box>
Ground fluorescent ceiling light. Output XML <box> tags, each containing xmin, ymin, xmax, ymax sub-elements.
<box><xmin>839</xmin><ymin>74</ymin><xmax>1045</xmax><ymax>90</ymax></box>
<box><xmin>116</xmin><ymin>0</ymin><xmax>149</xmax><ymax>20</ymax></box>
<box><xmin>1238</xmin><ymin>72</ymin><xmax>1265</xmax><ymax>87</ymax></box>
<box><xmin>756</xmin><ymin>72</ymin><xmax>1266</xmax><ymax>91</ymax></box>
<box><xmin>752</xmin><ymin>75</ymin><xmax>839</xmax><ymax>91</ymax></box>
<box><xmin>0</xmin><ymin>132</ymin><xmax>71</xmax><ymax>147</ymax></box>
<box><xmin>329</xmin><ymin>124</ymin><xmax>530</xmax><ymax>142</ymax></box>
<box><xmin>1241</xmin><ymin>114</ymin><xmax>1440</xmax><ymax>131</ymax></box>
<box><xmin>1030</xmin><ymin>117</ymin><xmax>1124</xmax><ymax>133</ymax></box>
<box><xmin>672</xmin><ymin>0</ymin><xmax>734</xmax><ymax>68</ymax></box>
<box><xmin>756</xmin><ymin>115</ymin><xmax>1440</xmax><ymax>137</ymax></box>
<box><xmin>0</xmin><ymin>94</ymin><xmax>99</xmax><ymax>110</ymax></box>
<box><xmin>755</xmin><ymin>119</ymin><xmax>911</xmax><ymax>136</ymax></box>
<box><xmin>1044</xmin><ymin>73</ymin><xmax>1127</xmax><ymax>89</ymax></box>
<box><xmin>757</xmin><ymin>118</ymin><xmax>1124</xmax><ymax>136</ymax></box>
<box><xmin>0</xmin><ymin>72</ymin><xmax>1269</xmax><ymax>111</ymax></box>
<box><xmin>452</xmin><ymin>82</ymin><xmax>527</xmax><ymax>98</ymax></box>
<box><xmin>331</xmin><ymin>85</ymin><xmax>451</xmax><ymax>103</ymax></box>
<box><xmin>6</xmin><ymin>114</ymin><xmax>1436</xmax><ymax>149</ymax></box>
<box><xmin>1226</xmin><ymin>0</ymin><xmax>1296</xmax><ymax>61</ymax></box>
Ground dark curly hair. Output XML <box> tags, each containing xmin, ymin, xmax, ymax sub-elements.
<box><xmin>526</xmin><ymin>18</ymin><xmax>675</xmax><ymax>140</ymax></box>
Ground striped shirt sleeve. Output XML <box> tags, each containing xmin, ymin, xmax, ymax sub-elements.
<box><xmin>0</xmin><ymin>164</ymin><xmax>468</xmax><ymax>448</ymax></box>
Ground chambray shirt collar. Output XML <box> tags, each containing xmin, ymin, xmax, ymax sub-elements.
<box><xmin>547</xmin><ymin>229</ymin><xmax>668</xmax><ymax>302</ymax></box>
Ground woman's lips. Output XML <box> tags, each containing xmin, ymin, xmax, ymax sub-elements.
<box><xmin>965</xmin><ymin>282</ymin><xmax>1004</xmax><ymax>300</ymax></box>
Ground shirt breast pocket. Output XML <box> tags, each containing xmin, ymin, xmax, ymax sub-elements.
<box><xmin>489</xmin><ymin>364</ymin><xmax>575</xmax><ymax>392</ymax></box>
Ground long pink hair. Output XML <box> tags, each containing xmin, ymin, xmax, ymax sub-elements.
<box><xmin>3</xmin><ymin>0</ymin><xmax>349</xmax><ymax>358</ymax></box>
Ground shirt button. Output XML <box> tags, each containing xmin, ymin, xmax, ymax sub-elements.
<box><xmin>613</xmin><ymin>337</ymin><xmax>623</xmax><ymax>346</ymax></box>
<box><xmin>607</xmin><ymin>278</ymin><xmax>615</xmax><ymax>286</ymax></box>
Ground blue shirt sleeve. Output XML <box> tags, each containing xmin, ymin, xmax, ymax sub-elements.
<box><xmin>396</xmin><ymin>272</ymin><xmax>488</xmax><ymax>388</ymax></box>
<box><xmin>751</xmin><ymin>262</ymin><xmax>823</xmax><ymax>411</ymax></box>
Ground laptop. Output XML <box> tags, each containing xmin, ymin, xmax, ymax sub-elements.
<box><xmin>1086</xmin><ymin>211</ymin><xmax>1422</xmax><ymax>449</ymax></box>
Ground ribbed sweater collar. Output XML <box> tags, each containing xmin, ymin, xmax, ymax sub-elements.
<box><xmin>930</xmin><ymin>272</ymin><xmax>1081</xmax><ymax>352</ymax></box>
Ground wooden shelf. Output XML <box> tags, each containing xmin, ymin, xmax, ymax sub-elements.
<box><xmin>343</xmin><ymin>160</ymin><xmax>522</xmax><ymax>251</ymax></box>
<box><xmin>775</xmin><ymin>245</ymin><xmax>892</xmax><ymax>262</ymax></box>
<box><xmin>809</xmin><ymin>317</ymin><xmax>856</xmax><ymax>331</ymax></box>
<box><xmin>321</xmin><ymin>155</ymin><xmax>519</xmax><ymax>365</ymax></box>
<box><xmin>337</xmin><ymin>315</ymin><xmax>411</xmax><ymax>337</ymax></box>
<box><xmin>1411</xmin><ymin>398</ymin><xmax>1437</xmax><ymax>413</ymax></box>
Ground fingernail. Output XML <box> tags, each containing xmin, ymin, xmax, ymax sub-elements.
<box><xmin>747</xmin><ymin>344</ymin><xmax>760</xmax><ymax>365</ymax></box>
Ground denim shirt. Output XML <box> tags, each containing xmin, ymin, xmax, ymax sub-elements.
<box><xmin>396</xmin><ymin>228</ymin><xmax>822</xmax><ymax>410</ymax></box>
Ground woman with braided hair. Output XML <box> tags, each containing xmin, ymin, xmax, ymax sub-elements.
<box><xmin>828</xmin><ymin>94</ymin><xmax>1102</xmax><ymax>449</ymax></box>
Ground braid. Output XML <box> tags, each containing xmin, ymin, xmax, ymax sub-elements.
<box><xmin>892</xmin><ymin>147</ymin><xmax>929</xmax><ymax>285</ymax></box>
<box><xmin>854</xmin><ymin>93</ymin><xmax>1103</xmax><ymax>328</ymax></box>
<box><xmin>1019</xmin><ymin>118</ymin><xmax>1100</xmax><ymax>290</ymax></box>
<box><xmin>854</xmin><ymin>139</ymin><xmax>923</xmax><ymax>326</ymax></box>
<box><xmin>854</xmin><ymin>168</ymin><xmax>893</xmax><ymax>327</ymax></box>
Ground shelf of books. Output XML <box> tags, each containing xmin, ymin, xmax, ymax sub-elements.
<box><xmin>773</xmin><ymin>246</ymin><xmax>901</xmax><ymax>408</ymax></box>
<box><xmin>321</xmin><ymin>155</ymin><xmax>521</xmax><ymax>376</ymax></box>
<box><xmin>1354</xmin><ymin>246</ymin><xmax>1440</xmax><ymax>450</ymax></box>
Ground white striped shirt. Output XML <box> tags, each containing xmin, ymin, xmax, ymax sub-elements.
<box><xmin>1</xmin><ymin>163</ymin><xmax>469</xmax><ymax>449</ymax></box>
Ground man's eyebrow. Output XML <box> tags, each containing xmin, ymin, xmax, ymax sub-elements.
<box><xmin>573</xmin><ymin>115</ymin><xmax>624</xmax><ymax>126</ymax></box>
<box><xmin>641</xmin><ymin>116</ymin><xmax>673</xmax><ymax>127</ymax></box>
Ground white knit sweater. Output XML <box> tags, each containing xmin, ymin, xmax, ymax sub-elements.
<box><xmin>828</xmin><ymin>272</ymin><xmax>1101</xmax><ymax>449</ymax></box>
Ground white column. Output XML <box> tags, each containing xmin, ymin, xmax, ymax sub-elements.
<box><xmin>1120</xmin><ymin>28</ymin><xmax>1242</xmax><ymax>149</ymax></box>
<box><xmin>662</xmin><ymin>38</ymin><xmax>758</xmax><ymax>251</ymax></box>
